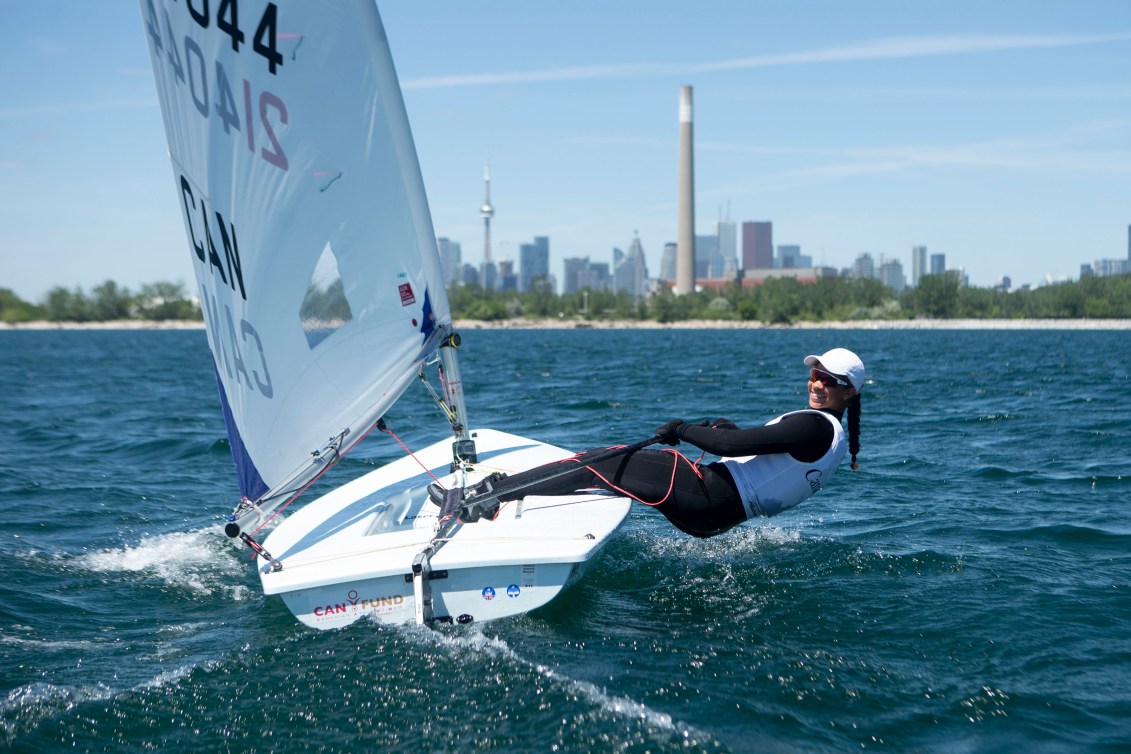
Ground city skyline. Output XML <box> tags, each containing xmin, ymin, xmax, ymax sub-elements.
<box><xmin>2</xmin><ymin>2</ymin><xmax>1130</xmax><ymax>302</ymax></box>
<box><xmin>443</xmin><ymin>218</ymin><xmax>952</xmax><ymax>299</ymax></box>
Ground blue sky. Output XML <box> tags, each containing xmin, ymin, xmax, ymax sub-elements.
<box><xmin>2</xmin><ymin>1</ymin><xmax>1129</xmax><ymax>302</ymax></box>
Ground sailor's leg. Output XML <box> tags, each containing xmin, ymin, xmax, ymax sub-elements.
<box><xmin>493</xmin><ymin>449</ymin><xmax>746</xmax><ymax>539</ymax></box>
<box><xmin>487</xmin><ymin>446</ymin><xmax>657</xmax><ymax>500</ymax></box>
<box><xmin>650</xmin><ymin>462</ymin><xmax>746</xmax><ymax>538</ymax></box>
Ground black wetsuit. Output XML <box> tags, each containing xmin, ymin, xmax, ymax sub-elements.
<box><xmin>493</xmin><ymin>410</ymin><xmax>840</xmax><ymax>538</ymax></box>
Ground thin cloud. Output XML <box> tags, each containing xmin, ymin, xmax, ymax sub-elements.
<box><xmin>29</xmin><ymin>36</ymin><xmax>69</xmax><ymax>56</ymax></box>
<box><xmin>708</xmin><ymin>137</ymin><xmax>1131</xmax><ymax>198</ymax></box>
<box><xmin>684</xmin><ymin>32</ymin><xmax>1131</xmax><ymax>73</ymax></box>
<box><xmin>690</xmin><ymin>123</ymin><xmax>1131</xmax><ymax>203</ymax></box>
<box><xmin>726</xmin><ymin>83</ymin><xmax>1131</xmax><ymax>104</ymax></box>
<box><xmin>404</xmin><ymin>62</ymin><xmax>667</xmax><ymax>89</ymax></box>
<box><xmin>403</xmin><ymin>32</ymin><xmax>1131</xmax><ymax>89</ymax></box>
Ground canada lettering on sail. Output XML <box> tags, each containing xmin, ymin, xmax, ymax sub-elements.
<box><xmin>200</xmin><ymin>287</ymin><xmax>274</xmax><ymax>399</ymax></box>
<box><xmin>179</xmin><ymin>176</ymin><xmax>246</xmax><ymax>300</ymax></box>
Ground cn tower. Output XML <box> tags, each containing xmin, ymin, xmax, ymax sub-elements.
<box><xmin>479</xmin><ymin>156</ymin><xmax>495</xmax><ymax>288</ymax></box>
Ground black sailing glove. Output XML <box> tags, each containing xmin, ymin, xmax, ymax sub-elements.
<box><xmin>656</xmin><ymin>419</ymin><xmax>685</xmax><ymax>445</ymax></box>
<box><xmin>711</xmin><ymin>417</ymin><xmax>739</xmax><ymax>430</ymax></box>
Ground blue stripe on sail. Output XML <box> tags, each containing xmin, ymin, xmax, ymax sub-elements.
<box><xmin>213</xmin><ymin>361</ymin><xmax>269</xmax><ymax>502</ymax></box>
<box><xmin>420</xmin><ymin>288</ymin><xmax>435</xmax><ymax>340</ymax></box>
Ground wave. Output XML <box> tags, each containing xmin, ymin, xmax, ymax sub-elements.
<box><xmin>977</xmin><ymin>522</ymin><xmax>1131</xmax><ymax>550</ymax></box>
<box><xmin>408</xmin><ymin>624</ymin><xmax>722</xmax><ymax>751</ymax></box>
<box><xmin>0</xmin><ymin>656</ymin><xmax>226</xmax><ymax>747</ymax></box>
<box><xmin>71</xmin><ymin>528</ymin><xmax>254</xmax><ymax>601</ymax></box>
<box><xmin>0</xmin><ymin>632</ymin><xmax>99</xmax><ymax>654</ymax></box>
<box><xmin>0</xmin><ymin>681</ymin><xmax>114</xmax><ymax>745</ymax></box>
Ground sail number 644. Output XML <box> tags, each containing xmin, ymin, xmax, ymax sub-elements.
<box><xmin>150</xmin><ymin>0</ymin><xmax>282</xmax><ymax>73</ymax></box>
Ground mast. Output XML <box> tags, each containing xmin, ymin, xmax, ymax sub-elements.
<box><xmin>439</xmin><ymin>329</ymin><xmax>476</xmax><ymax>466</ymax></box>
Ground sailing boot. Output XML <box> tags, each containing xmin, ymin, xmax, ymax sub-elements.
<box><xmin>427</xmin><ymin>471</ymin><xmax>509</xmax><ymax>505</ymax></box>
<box><xmin>427</xmin><ymin>481</ymin><xmax>447</xmax><ymax>506</ymax></box>
<box><xmin>459</xmin><ymin>471</ymin><xmax>509</xmax><ymax>522</ymax></box>
<box><xmin>464</xmin><ymin>471</ymin><xmax>509</xmax><ymax>498</ymax></box>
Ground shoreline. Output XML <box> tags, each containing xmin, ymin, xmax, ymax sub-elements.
<box><xmin>453</xmin><ymin>317</ymin><xmax>1131</xmax><ymax>331</ymax></box>
<box><xmin>3</xmin><ymin>317</ymin><xmax>1131</xmax><ymax>331</ymax></box>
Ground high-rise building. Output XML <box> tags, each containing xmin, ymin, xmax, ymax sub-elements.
<box><xmin>930</xmin><ymin>253</ymin><xmax>946</xmax><ymax>275</ymax></box>
<box><xmin>1092</xmin><ymin>258</ymin><xmax>1131</xmax><ymax>277</ymax></box>
<box><xmin>1127</xmin><ymin>224</ymin><xmax>1130</xmax><ymax>261</ymax></box>
<box><xmin>777</xmin><ymin>244</ymin><xmax>810</xmax><ymax>269</ymax></box>
<box><xmin>562</xmin><ymin>257</ymin><xmax>587</xmax><ymax>294</ymax></box>
<box><xmin>563</xmin><ymin>257</ymin><xmax>612</xmax><ymax>294</ymax></box>
<box><xmin>660</xmin><ymin>242</ymin><xmax>677</xmax><ymax>282</ymax></box>
<box><xmin>742</xmin><ymin>221</ymin><xmax>773</xmax><ymax>270</ymax></box>
<box><xmin>716</xmin><ymin>219</ymin><xmax>736</xmax><ymax>278</ymax></box>
<box><xmin>696</xmin><ymin>234</ymin><xmax>717</xmax><ymax>278</ymax></box>
<box><xmin>437</xmin><ymin>237</ymin><xmax>461</xmax><ymax>287</ymax></box>
<box><xmin>480</xmin><ymin>262</ymin><xmax>497</xmax><ymax>290</ymax></box>
<box><xmin>459</xmin><ymin>263</ymin><xmax>479</xmax><ymax>286</ymax></box>
<box><xmin>911</xmin><ymin>245</ymin><xmax>928</xmax><ymax>287</ymax></box>
<box><xmin>519</xmin><ymin>236</ymin><xmax>550</xmax><ymax>292</ymax></box>
<box><xmin>496</xmin><ymin>258</ymin><xmax>517</xmax><ymax>292</ymax></box>
<box><xmin>615</xmin><ymin>233</ymin><xmax>649</xmax><ymax>301</ymax></box>
<box><xmin>583</xmin><ymin>262</ymin><xmax>611</xmax><ymax>292</ymax></box>
<box><xmin>879</xmin><ymin>258</ymin><xmax>906</xmax><ymax>293</ymax></box>
<box><xmin>852</xmin><ymin>253</ymin><xmax>875</xmax><ymax>279</ymax></box>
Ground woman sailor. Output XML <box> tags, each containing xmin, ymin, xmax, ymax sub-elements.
<box><xmin>465</xmin><ymin>347</ymin><xmax>864</xmax><ymax>538</ymax></box>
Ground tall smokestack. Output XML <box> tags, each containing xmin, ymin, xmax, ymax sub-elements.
<box><xmin>675</xmin><ymin>85</ymin><xmax>696</xmax><ymax>294</ymax></box>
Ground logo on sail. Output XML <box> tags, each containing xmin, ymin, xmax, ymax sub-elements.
<box><xmin>805</xmin><ymin>469</ymin><xmax>824</xmax><ymax>492</ymax></box>
<box><xmin>398</xmin><ymin>282</ymin><xmax>416</xmax><ymax>307</ymax></box>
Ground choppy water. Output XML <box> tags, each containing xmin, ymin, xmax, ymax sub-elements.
<box><xmin>2</xmin><ymin>327</ymin><xmax>1129</xmax><ymax>752</ymax></box>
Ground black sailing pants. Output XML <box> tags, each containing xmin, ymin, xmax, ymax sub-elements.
<box><xmin>494</xmin><ymin>447</ymin><xmax>748</xmax><ymax>538</ymax></box>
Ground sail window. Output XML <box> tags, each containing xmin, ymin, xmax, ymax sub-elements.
<box><xmin>300</xmin><ymin>243</ymin><xmax>353</xmax><ymax>348</ymax></box>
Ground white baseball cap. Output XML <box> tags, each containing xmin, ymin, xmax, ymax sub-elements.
<box><xmin>804</xmin><ymin>348</ymin><xmax>865</xmax><ymax>392</ymax></box>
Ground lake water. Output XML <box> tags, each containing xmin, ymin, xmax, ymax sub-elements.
<box><xmin>2</xmin><ymin>327</ymin><xmax>1128</xmax><ymax>752</ymax></box>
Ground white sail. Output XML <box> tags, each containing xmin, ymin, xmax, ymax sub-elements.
<box><xmin>139</xmin><ymin>0</ymin><xmax>450</xmax><ymax>507</ymax></box>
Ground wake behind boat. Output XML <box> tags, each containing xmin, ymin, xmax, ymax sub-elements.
<box><xmin>138</xmin><ymin>0</ymin><xmax>631</xmax><ymax>628</ymax></box>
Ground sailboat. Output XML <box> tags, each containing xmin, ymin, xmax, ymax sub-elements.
<box><xmin>138</xmin><ymin>0</ymin><xmax>633</xmax><ymax>628</ymax></box>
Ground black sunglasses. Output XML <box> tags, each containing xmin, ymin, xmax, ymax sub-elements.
<box><xmin>810</xmin><ymin>368</ymin><xmax>850</xmax><ymax>388</ymax></box>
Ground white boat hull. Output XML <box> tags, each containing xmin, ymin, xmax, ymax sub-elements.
<box><xmin>256</xmin><ymin>429</ymin><xmax>632</xmax><ymax>629</ymax></box>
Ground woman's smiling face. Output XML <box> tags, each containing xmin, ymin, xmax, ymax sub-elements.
<box><xmin>808</xmin><ymin>367</ymin><xmax>856</xmax><ymax>411</ymax></box>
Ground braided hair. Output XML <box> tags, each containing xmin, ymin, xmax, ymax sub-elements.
<box><xmin>847</xmin><ymin>393</ymin><xmax>861</xmax><ymax>470</ymax></box>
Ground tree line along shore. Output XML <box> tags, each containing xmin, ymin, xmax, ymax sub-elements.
<box><xmin>3</xmin><ymin>271</ymin><xmax>1130</xmax><ymax>327</ymax></box>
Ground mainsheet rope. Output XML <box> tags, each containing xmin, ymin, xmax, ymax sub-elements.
<box><xmin>248</xmin><ymin>420</ymin><xmax>386</xmax><ymax>537</ymax></box>
<box><xmin>582</xmin><ymin>446</ymin><xmax>704</xmax><ymax>507</ymax></box>
<box><xmin>380</xmin><ymin>423</ymin><xmax>447</xmax><ymax>485</ymax></box>
<box><xmin>437</xmin><ymin>442</ymin><xmax>707</xmax><ymax>509</ymax></box>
